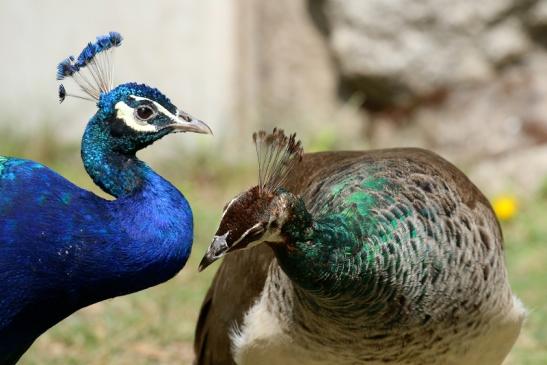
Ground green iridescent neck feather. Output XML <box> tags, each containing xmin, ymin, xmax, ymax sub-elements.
<box><xmin>274</xmin><ymin>173</ymin><xmax>415</xmax><ymax>308</ymax></box>
<box><xmin>0</xmin><ymin>156</ymin><xmax>7</xmax><ymax>176</ymax></box>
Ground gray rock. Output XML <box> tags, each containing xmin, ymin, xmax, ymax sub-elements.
<box><xmin>313</xmin><ymin>0</ymin><xmax>533</xmax><ymax>108</ymax></box>
<box><xmin>481</xmin><ymin>19</ymin><xmax>530</xmax><ymax>66</ymax></box>
<box><xmin>469</xmin><ymin>145</ymin><xmax>547</xmax><ymax>197</ymax></box>
<box><xmin>526</xmin><ymin>0</ymin><xmax>547</xmax><ymax>28</ymax></box>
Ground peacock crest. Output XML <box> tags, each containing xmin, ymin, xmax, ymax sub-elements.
<box><xmin>253</xmin><ymin>128</ymin><xmax>303</xmax><ymax>195</ymax></box>
<box><xmin>56</xmin><ymin>31</ymin><xmax>123</xmax><ymax>103</ymax></box>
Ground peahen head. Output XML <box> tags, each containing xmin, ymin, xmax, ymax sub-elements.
<box><xmin>199</xmin><ymin>129</ymin><xmax>304</xmax><ymax>271</ymax></box>
<box><xmin>58</xmin><ymin>31</ymin><xmax>211</xmax><ymax>155</ymax></box>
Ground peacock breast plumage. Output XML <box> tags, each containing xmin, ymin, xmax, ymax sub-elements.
<box><xmin>0</xmin><ymin>157</ymin><xmax>193</xmax><ymax>362</ymax></box>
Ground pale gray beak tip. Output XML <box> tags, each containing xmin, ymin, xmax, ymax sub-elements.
<box><xmin>196</xmin><ymin>119</ymin><xmax>213</xmax><ymax>135</ymax></box>
<box><xmin>172</xmin><ymin>111</ymin><xmax>213</xmax><ymax>135</ymax></box>
<box><xmin>198</xmin><ymin>234</ymin><xmax>229</xmax><ymax>272</ymax></box>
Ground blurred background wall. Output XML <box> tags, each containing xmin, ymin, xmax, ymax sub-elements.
<box><xmin>2</xmin><ymin>0</ymin><xmax>547</xmax><ymax>196</ymax></box>
<box><xmin>236</xmin><ymin>0</ymin><xmax>547</xmax><ymax>197</ymax></box>
<box><xmin>0</xmin><ymin>0</ymin><xmax>235</xmax><ymax>143</ymax></box>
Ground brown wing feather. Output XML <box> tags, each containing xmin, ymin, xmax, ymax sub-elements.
<box><xmin>287</xmin><ymin>148</ymin><xmax>498</xmax><ymax>236</ymax></box>
<box><xmin>193</xmin><ymin>245</ymin><xmax>274</xmax><ymax>365</ymax></box>
<box><xmin>287</xmin><ymin>148</ymin><xmax>492</xmax><ymax>212</ymax></box>
<box><xmin>193</xmin><ymin>148</ymin><xmax>498</xmax><ymax>364</ymax></box>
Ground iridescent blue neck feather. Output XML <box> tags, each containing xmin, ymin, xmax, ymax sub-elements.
<box><xmin>0</xmin><ymin>153</ymin><xmax>193</xmax><ymax>363</ymax></box>
<box><xmin>81</xmin><ymin>115</ymin><xmax>167</xmax><ymax>197</ymax></box>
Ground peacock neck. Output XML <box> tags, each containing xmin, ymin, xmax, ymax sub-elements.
<box><xmin>82</xmin><ymin>115</ymin><xmax>150</xmax><ymax>198</ymax></box>
<box><xmin>77</xmin><ymin>114</ymin><xmax>193</xmax><ymax>301</ymax></box>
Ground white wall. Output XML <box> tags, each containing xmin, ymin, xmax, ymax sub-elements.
<box><xmin>0</xmin><ymin>0</ymin><xmax>235</xmax><ymax>141</ymax></box>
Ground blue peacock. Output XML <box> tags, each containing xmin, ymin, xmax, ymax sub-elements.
<box><xmin>0</xmin><ymin>32</ymin><xmax>211</xmax><ymax>364</ymax></box>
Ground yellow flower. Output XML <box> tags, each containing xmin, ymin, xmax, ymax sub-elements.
<box><xmin>492</xmin><ymin>195</ymin><xmax>518</xmax><ymax>221</ymax></box>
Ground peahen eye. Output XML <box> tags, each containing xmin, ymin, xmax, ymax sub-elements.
<box><xmin>135</xmin><ymin>105</ymin><xmax>155</xmax><ymax>121</ymax></box>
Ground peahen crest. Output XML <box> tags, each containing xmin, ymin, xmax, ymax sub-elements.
<box><xmin>57</xmin><ymin>31</ymin><xmax>123</xmax><ymax>103</ymax></box>
<box><xmin>253</xmin><ymin>128</ymin><xmax>303</xmax><ymax>195</ymax></box>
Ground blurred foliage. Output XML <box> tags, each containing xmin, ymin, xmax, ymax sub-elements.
<box><xmin>307</xmin><ymin>127</ymin><xmax>339</xmax><ymax>152</ymax></box>
<box><xmin>0</xmin><ymin>124</ymin><xmax>80</xmax><ymax>168</ymax></box>
<box><xmin>2</xmin><ymin>125</ymin><xmax>544</xmax><ymax>365</ymax></box>
<box><xmin>540</xmin><ymin>178</ymin><xmax>547</xmax><ymax>201</ymax></box>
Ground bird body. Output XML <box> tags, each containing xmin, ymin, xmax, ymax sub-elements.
<box><xmin>195</xmin><ymin>133</ymin><xmax>524</xmax><ymax>365</ymax></box>
<box><xmin>0</xmin><ymin>156</ymin><xmax>191</xmax><ymax>362</ymax></box>
<box><xmin>0</xmin><ymin>33</ymin><xmax>211</xmax><ymax>363</ymax></box>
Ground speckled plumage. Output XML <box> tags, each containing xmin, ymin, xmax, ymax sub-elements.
<box><xmin>195</xmin><ymin>146</ymin><xmax>524</xmax><ymax>365</ymax></box>
<box><xmin>0</xmin><ymin>33</ymin><xmax>210</xmax><ymax>364</ymax></box>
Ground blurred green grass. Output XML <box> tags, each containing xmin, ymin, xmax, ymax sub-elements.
<box><xmin>3</xmin><ymin>127</ymin><xmax>545</xmax><ymax>365</ymax></box>
<box><xmin>504</xmin><ymin>192</ymin><xmax>547</xmax><ymax>365</ymax></box>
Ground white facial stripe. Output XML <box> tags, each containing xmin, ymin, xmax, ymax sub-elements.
<box><xmin>130</xmin><ymin>95</ymin><xmax>179</xmax><ymax>121</ymax></box>
<box><xmin>114</xmin><ymin>101</ymin><xmax>157</xmax><ymax>132</ymax></box>
<box><xmin>221</xmin><ymin>194</ymin><xmax>242</xmax><ymax>220</ymax></box>
<box><xmin>231</xmin><ymin>222</ymin><xmax>264</xmax><ymax>248</ymax></box>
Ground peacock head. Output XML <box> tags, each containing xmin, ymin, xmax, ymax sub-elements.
<box><xmin>93</xmin><ymin>82</ymin><xmax>211</xmax><ymax>152</ymax></box>
<box><xmin>57</xmin><ymin>32</ymin><xmax>211</xmax><ymax>154</ymax></box>
<box><xmin>199</xmin><ymin>129</ymin><xmax>303</xmax><ymax>271</ymax></box>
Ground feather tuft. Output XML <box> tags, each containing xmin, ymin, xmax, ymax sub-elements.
<box><xmin>253</xmin><ymin>128</ymin><xmax>303</xmax><ymax>195</ymax></box>
<box><xmin>108</xmin><ymin>31</ymin><xmax>123</xmax><ymax>47</ymax></box>
<box><xmin>58</xmin><ymin>84</ymin><xmax>66</xmax><ymax>103</ymax></box>
<box><xmin>56</xmin><ymin>57</ymin><xmax>77</xmax><ymax>80</ymax></box>
<box><xmin>56</xmin><ymin>31</ymin><xmax>123</xmax><ymax>103</ymax></box>
<box><xmin>75</xmin><ymin>42</ymin><xmax>95</xmax><ymax>68</ymax></box>
<box><xmin>74</xmin><ymin>32</ymin><xmax>123</xmax><ymax>68</ymax></box>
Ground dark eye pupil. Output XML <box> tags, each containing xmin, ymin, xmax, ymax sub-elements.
<box><xmin>136</xmin><ymin>106</ymin><xmax>154</xmax><ymax>120</ymax></box>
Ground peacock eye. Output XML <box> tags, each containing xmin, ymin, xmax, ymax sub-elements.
<box><xmin>135</xmin><ymin>105</ymin><xmax>156</xmax><ymax>121</ymax></box>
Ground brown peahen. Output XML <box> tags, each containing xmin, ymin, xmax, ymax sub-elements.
<box><xmin>195</xmin><ymin>129</ymin><xmax>525</xmax><ymax>365</ymax></box>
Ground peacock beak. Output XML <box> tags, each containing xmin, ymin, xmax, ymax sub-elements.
<box><xmin>198</xmin><ymin>232</ymin><xmax>230</xmax><ymax>272</ymax></box>
<box><xmin>170</xmin><ymin>110</ymin><xmax>213</xmax><ymax>135</ymax></box>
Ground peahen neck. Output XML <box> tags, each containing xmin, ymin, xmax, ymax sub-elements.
<box><xmin>272</xmin><ymin>191</ymin><xmax>418</xmax><ymax>327</ymax></box>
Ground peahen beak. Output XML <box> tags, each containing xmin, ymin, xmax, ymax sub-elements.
<box><xmin>170</xmin><ymin>110</ymin><xmax>213</xmax><ymax>135</ymax></box>
<box><xmin>198</xmin><ymin>233</ymin><xmax>229</xmax><ymax>272</ymax></box>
